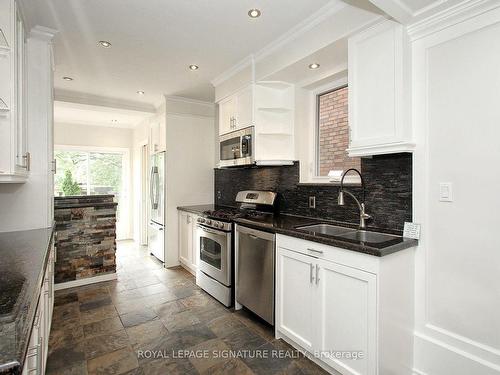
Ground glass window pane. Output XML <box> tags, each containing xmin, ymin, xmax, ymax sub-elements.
<box><xmin>89</xmin><ymin>152</ymin><xmax>123</xmax><ymax>217</ymax></box>
<box><xmin>54</xmin><ymin>151</ymin><xmax>87</xmax><ymax>196</ymax></box>
<box><xmin>317</xmin><ymin>86</ymin><xmax>361</xmax><ymax>176</ymax></box>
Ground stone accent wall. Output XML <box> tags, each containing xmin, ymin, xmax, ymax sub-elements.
<box><xmin>54</xmin><ymin>195</ymin><xmax>117</xmax><ymax>284</ymax></box>
<box><xmin>318</xmin><ymin>86</ymin><xmax>361</xmax><ymax>176</ymax></box>
<box><xmin>215</xmin><ymin>153</ymin><xmax>412</xmax><ymax>232</ymax></box>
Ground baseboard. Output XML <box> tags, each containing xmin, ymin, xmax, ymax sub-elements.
<box><xmin>179</xmin><ymin>261</ymin><xmax>196</xmax><ymax>276</ymax></box>
<box><xmin>54</xmin><ymin>273</ymin><xmax>117</xmax><ymax>291</ymax></box>
<box><xmin>414</xmin><ymin>332</ymin><xmax>500</xmax><ymax>375</ymax></box>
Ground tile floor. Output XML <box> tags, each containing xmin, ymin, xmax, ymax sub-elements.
<box><xmin>46</xmin><ymin>241</ymin><xmax>328</xmax><ymax>375</ymax></box>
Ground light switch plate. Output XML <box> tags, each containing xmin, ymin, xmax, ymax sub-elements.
<box><xmin>403</xmin><ymin>222</ymin><xmax>421</xmax><ymax>239</ymax></box>
<box><xmin>308</xmin><ymin>196</ymin><xmax>316</xmax><ymax>208</ymax></box>
<box><xmin>439</xmin><ymin>182</ymin><xmax>453</xmax><ymax>202</ymax></box>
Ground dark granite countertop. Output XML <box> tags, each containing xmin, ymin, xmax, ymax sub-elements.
<box><xmin>54</xmin><ymin>195</ymin><xmax>118</xmax><ymax>209</ymax></box>
<box><xmin>177</xmin><ymin>205</ymin><xmax>417</xmax><ymax>257</ymax></box>
<box><xmin>0</xmin><ymin>227</ymin><xmax>54</xmax><ymax>374</ymax></box>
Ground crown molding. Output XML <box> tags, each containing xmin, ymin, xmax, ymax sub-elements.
<box><xmin>210</xmin><ymin>0</ymin><xmax>347</xmax><ymax>87</ymax></box>
<box><xmin>30</xmin><ymin>25</ymin><xmax>58</xmax><ymax>41</ymax></box>
<box><xmin>210</xmin><ymin>55</ymin><xmax>254</xmax><ymax>87</ymax></box>
<box><xmin>55</xmin><ymin>89</ymin><xmax>156</xmax><ymax>113</ymax></box>
<box><xmin>407</xmin><ymin>0</ymin><xmax>500</xmax><ymax>40</ymax></box>
<box><xmin>164</xmin><ymin>95</ymin><xmax>215</xmax><ymax>107</ymax></box>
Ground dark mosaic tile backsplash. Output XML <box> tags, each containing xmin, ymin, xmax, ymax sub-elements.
<box><xmin>215</xmin><ymin>153</ymin><xmax>412</xmax><ymax>232</ymax></box>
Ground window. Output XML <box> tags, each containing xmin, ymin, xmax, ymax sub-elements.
<box><xmin>316</xmin><ymin>86</ymin><xmax>360</xmax><ymax>177</ymax></box>
<box><xmin>54</xmin><ymin>147</ymin><xmax>129</xmax><ymax>239</ymax></box>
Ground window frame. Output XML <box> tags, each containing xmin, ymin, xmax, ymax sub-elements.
<box><xmin>54</xmin><ymin>144</ymin><xmax>131</xmax><ymax>239</ymax></box>
<box><xmin>303</xmin><ymin>77</ymin><xmax>360</xmax><ymax>185</ymax></box>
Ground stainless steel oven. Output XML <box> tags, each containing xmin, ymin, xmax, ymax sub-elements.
<box><xmin>195</xmin><ymin>217</ymin><xmax>233</xmax><ymax>306</ymax></box>
<box><xmin>219</xmin><ymin>126</ymin><xmax>254</xmax><ymax>168</ymax></box>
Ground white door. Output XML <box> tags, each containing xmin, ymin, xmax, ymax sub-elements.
<box><xmin>316</xmin><ymin>259</ymin><xmax>377</xmax><ymax>375</ymax></box>
<box><xmin>218</xmin><ymin>97</ymin><xmax>235</xmax><ymax>135</ymax></box>
<box><xmin>276</xmin><ymin>247</ymin><xmax>316</xmax><ymax>352</ymax></box>
<box><xmin>178</xmin><ymin>211</ymin><xmax>193</xmax><ymax>266</ymax></box>
<box><xmin>235</xmin><ymin>85</ymin><xmax>253</xmax><ymax>130</ymax></box>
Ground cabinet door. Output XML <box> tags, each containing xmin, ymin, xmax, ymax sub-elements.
<box><xmin>178</xmin><ymin>212</ymin><xmax>192</xmax><ymax>265</ymax></box>
<box><xmin>14</xmin><ymin>15</ymin><xmax>28</xmax><ymax>172</ymax></box>
<box><xmin>191</xmin><ymin>215</ymin><xmax>199</xmax><ymax>268</ymax></box>
<box><xmin>234</xmin><ymin>85</ymin><xmax>253</xmax><ymax>130</ymax></box>
<box><xmin>348</xmin><ymin>20</ymin><xmax>408</xmax><ymax>152</ymax></box>
<box><xmin>276</xmin><ymin>247</ymin><xmax>316</xmax><ymax>352</ymax></box>
<box><xmin>218</xmin><ymin>97</ymin><xmax>235</xmax><ymax>135</ymax></box>
<box><xmin>316</xmin><ymin>259</ymin><xmax>377</xmax><ymax>375</ymax></box>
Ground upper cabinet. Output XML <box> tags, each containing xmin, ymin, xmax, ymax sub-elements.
<box><xmin>218</xmin><ymin>85</ymin><xmax>253</xmax><ymax>135</ymax></box>
<box><xmin>217</xmin><ymin>82</ymin><xmax>295</xmax><ymax>166</ymax></box>
<box><xmin>150</xmin><ymin>113</ymin><xmax>166</xmax><ymax>154</ymax></box>
<box><xmin>347</xmin><ymin>20</ymin><xmax>414</xmax><ymax>157</ymax></box>
<box><xmin>0</xmin><ymin>0</ymin><xmax>29</xmax><ymax>182</ymax></box>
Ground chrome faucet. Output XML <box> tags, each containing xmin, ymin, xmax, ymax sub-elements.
<box><xmin>338</xmin><ymin>168</ymin><xmax>371</xmax><ymax>229</ymax></box>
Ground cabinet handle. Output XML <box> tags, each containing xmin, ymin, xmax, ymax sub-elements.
<box><xmin>316</xmin><ymin>264</ymin><xmax>320</xmax><ymax>285</ymax></box>
<box><xmin>21</xmin><ymin>152</ymin><xmax>31</xmax><ymax>171</ymax></box>
<box><xmin>307</xmin><ymin>248</ymin><xmax>323</xmax><ymax>255</ymax></box>
<box><xmin>51</xmin><ymin>159</ymin><xmax>57</xmax><ymax>173</ymax></box>
<box><xmin>310</xmin><ymin>263</ymin><xmax>314</xmax><ymax>284</ymax></box>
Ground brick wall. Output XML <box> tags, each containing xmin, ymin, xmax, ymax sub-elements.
<box><xmin>318</xmin><ymin>86</ymin><xmax>361</xmax><ymax>176</ymax></box>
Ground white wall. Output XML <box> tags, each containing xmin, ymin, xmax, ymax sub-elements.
<box><xmin>54</xmin><ymin>122</ymin><xmax>135</xmax><ymax>239</ymax></box>
<box><xmin>412</xmin><ymin>6</ymin><xmax>500</xmax><ymax>374</ymax></box>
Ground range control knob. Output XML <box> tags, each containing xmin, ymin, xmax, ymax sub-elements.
<box><xmin>197</xmin><ymin>218</ymin><xmax>202</xmax><ymax>223</ymax></box>
<box><xmin>213</xmin><ymin>222</ymin><xmax>220</xmax><ymax>228</ymax></box>
<box><xmin>206</xmin><ymin>219</ymin><xmax>212</xmax><ymax>225</ymax></box>
<box><xmin>199</xmin><ymin>218</ymin><xmax>206</xmax><ymax>223</ymax></box>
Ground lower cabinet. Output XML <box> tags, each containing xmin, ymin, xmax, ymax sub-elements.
<box><xmin>22</xmin><ymin>240</ymin><xmax>55</xmax><ymax>375</ymax></box>
<box><xmin>276</xmin><ymin>234</ymin><xmax>414</xmax><ymax>375</ymax></box>
<box><xmin>178</xmin><ymin>211</ymin><xmax>199</xmax><ymax>274</ymax></box>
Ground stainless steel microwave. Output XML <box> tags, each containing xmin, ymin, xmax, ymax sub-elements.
<box><xmin>219</xmin><ymin>126</ymin><xmax>254</xmax><ymax>168</ymax></box>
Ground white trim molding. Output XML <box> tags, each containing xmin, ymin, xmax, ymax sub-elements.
<box><xmin>407</xmin><ymin>0</ymin><xmax>500</xmax><ymax>40</ymax></box>
<box><xmin>54</xmin><ymin>273</ymin><xmax>117</xmax><ymax>291</ymax></box>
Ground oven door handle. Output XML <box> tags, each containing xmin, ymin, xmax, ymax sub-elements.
<box><xmin>198</xmin><ymin>225</ymin><xmax>225</xmax><ymax>235</ymax></box>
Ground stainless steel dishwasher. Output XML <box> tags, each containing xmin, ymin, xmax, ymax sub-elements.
<box><xmin>235</xmin><ymin>224</ymin><xmax>276</xmax><ymax>325</ymax></box>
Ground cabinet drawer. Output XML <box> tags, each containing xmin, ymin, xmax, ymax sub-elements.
<box><xmin>276</xmin><ymin>234</ymin><xmax>379</xmax><ymax>274</ymax></box>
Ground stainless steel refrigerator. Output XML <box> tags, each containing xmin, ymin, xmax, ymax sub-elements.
<box><xmin>148</xmin><ymin>151</ymin><xmax>165</xmax><ymax>262</ymax></box>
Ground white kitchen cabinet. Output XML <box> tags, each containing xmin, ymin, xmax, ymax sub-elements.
<box><xmin>178</xmin><ymin>210</ymin><xmax>199</xmax><ymax>274</ymax></box>
<box><xmin>22</xmin><ymin>242</ymin><xmax>55</xmax><ymax>375</ymax></box>
<box><xmin>217</xmin><ymin>82</ymin><xmax>295</xmax><ymax>165</ymax></box>
<box><xmin>218</xmin><ymin>96</ymin><xmax>235</xmax><ymax>135</ymax></box>
<box><xmin>347</xmin><ymin>19</ymin><xmax>414</xmax><ymax>157</ymax></box>
<box><xmin>218</xmin><ymin>86</ymin><xmax>253</xmax><ymax>135</ymax></box>
<box><xmin>276</xmin><ymin>248</ymin><xmax>315</xmax><ymax>352</ymax></box>
<box><xmin>0</xmin><ymin>0</ymin><xmax>29</xmax><ymax>183</ymax></box>
<box><xmin>276</xmin><ymin>234</ymin><xmax>415</xmax><ymax>375</ymax></box>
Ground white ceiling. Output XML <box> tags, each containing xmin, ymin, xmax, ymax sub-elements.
<box><xmin>19</xmin><ymin>0</ymin><xmax>333</xmax><ymax>107</ymax></box>
<box><xmin>54</xmin><ymin>101</ymin><xmax>153</xmax><ymax>129</ymax></box>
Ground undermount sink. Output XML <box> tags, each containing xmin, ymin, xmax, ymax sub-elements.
<box><xmin>295</xmin><ymin>224</ymin><xmax>355</xmax><ymax>236</ymax></box>
<box><xmin>336</xmin><ymin>230</ymin><xmax>399</xmax><ymax>244</ymax></box>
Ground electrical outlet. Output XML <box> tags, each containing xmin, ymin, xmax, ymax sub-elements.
<box><xmin>217</xmin><ymin>191</ymin><xmax>222</xmax><ymax>200</ymax></box>
<box><xmin>309</xmin><ymin>196</ymin><xmax>316</xmax><ymax>208</ymax></box>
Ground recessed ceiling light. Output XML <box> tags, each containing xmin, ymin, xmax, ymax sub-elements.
<box><xmin>189</xmin><ymin>64</ymin><xmax>199</xmax><ymax>71</ymax></box>
<box><xmin>62</xmin><ymin>76</ymin><xmax>73</xmax><ymax>81</ymax></box>
<box><xmin>99</xmin><ymin>40</ymin><xmax>112</xmax><ymax>48</ymax></box>
<box><xmin>248</xmin><ymin>9</ymin><xmax>261</xmax><ymax>18</ymax></box>
<box><xmin>308</xmin><ymin>63</ymin><xmax>320</xmax><ymax>70</ymax></box>
<box><xmin>111</xmin><ymin>119</ymin><xmax>118</xmax><ymax>123</ymax></box>
<box><xmin>137</xmin><ymin>90</ymin><xmax>145</xmax><ymax>95</ymax></box>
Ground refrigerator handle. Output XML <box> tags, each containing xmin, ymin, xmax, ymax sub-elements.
<box><xmin>150</xmin><ymin>167</ymin><xmax>154</xmax><ymax>209</ymax></box>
